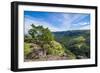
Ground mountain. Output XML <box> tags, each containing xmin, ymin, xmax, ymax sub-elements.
<box><xmin>52</xmin><ymin>30</ymin><xmax>90</xmax><ymax>59</ymax></box>
<box><xmin>52</xmin><ymin>30</ymin><xmax>90</xmax><ymax>43</ymax></box>
<box><xmin>52</xmin><ymin>30</ymin><xmax>90</xmax><ymax>37</ymax></box>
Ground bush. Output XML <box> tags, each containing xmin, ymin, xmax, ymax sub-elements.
<box><xmin>24</xmin><ymin>43</ymin><xmax>31</xmax><ymax>58</ymax></box>
<box><xmin>43</xmin><ymin>41</ymin><xmax>65</xmax><ymax>56</ymax></box>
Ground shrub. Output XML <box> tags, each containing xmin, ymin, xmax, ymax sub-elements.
<box><xmin>43</xmin><ymin>41</ymin><xmax>65</xmax><ymax>56</ymax></box>
<box><xmin>24</xmin><ymin>43</ymin><xmax>31</xmax><ymax>58</ymax></box>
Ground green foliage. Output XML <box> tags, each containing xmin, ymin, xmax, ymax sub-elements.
<box><xmin>65</xmin><ymin>48</ymin><xmax>76</xmax><ymax>59</ymax></box>
<box><xmin>43</xmin><ymin>41</ymin><xmax>65</xmax><ymax>56</ymax></box>
<box><xmin>28</xmin><ymin>24</ymin><xmax>37</xmax><ymax>39</ymax></box>
<box><xmin>50</xmin><ymin>41</ymin><xmax>65</xmax><ymax>56</ymax></box>
<box><xmin>68</xmin><ymin>36</ymin><xmax>90</xmax><ymax>58</ymax></box>
<box><xmin>41</xmin><ymin>28</ymin><xmax>54</xmax><ymax>42</ymax></box>
<box><xmin>81</xmin><ymin>43</ymin><xmax>90</xmax><ymax>58</ymax></box>
<box><xmin>73</xmin><ymin>36</ymin><xmax>85</xmax><ymax>44</ymax></box>
<box><xmin>24</xmin><ymin>34</ymin><xmax>32</xmax><ymax>43</ymax></box>
<box><xmin>24</xmin><ymin>43</ymin><xmax>31</xmax><ymax>58</ymax></box>
<box><xmin>53</xmin><ymin>31</ymin><xmax>90</xmax><ymax>59</ymax></box>
<box><xmin>28</xmin><ymin>24</ymin><xmax>54</xmax><ymax>43</ymax></box>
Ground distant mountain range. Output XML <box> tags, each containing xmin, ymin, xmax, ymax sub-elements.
<box><xmin>52</xmin><ymin>30</ymin><xmax>90</xmax><ymax>37</ymax></box>
<box><xmin>52</xmin><ymin>30</ymin><xmax>90</xmax><ymax>46</ymax></box>
<box><xmin>52</xmin><ymin>30</ymin><xmax>90</xmax><ymax>40</ymax></box>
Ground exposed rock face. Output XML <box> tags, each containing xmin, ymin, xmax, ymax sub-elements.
<box><xmin>26</xmin><ymin>43</ymin><xmax>47</xmax><ymax>59</ymax></box>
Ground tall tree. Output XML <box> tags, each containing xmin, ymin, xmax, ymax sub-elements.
<box><xmin>28</xmin><ymin>24</ymin><xmax>37</xmax><ymax>39</ymax></box>
<box><xmin>28</xmin><ymin>24</ymin><xmax>54</xmax><ymax>43</ymax></box>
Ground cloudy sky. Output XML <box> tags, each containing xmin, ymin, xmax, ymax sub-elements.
<box><xmin>24</xmin><ymin>11</ymin><xmax>90</xmax><ymax>34</ymax></box>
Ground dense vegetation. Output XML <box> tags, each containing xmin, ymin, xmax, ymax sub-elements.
<box><xmin>24</xmin><ymin>24</ymin><xmax>90</xmax><ymax>61</ymax></box>
<box><xmin>53</xmin><ymin>30</ymin><xmax>90</xmax><ymax>59</ymax></box>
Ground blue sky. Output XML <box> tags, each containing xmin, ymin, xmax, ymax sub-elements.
<box><xmin>24</xmin><ymin>11</ymin><xmax>90</xmax><ymax>34</ymax></box>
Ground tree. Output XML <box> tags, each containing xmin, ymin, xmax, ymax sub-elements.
<box><xmin>26</xmin><ymin>24</ymin><xmax>70</xmax><ymax>59</ymax></box>
<box><xmin>24</xmin><ymin>34</ymin><xmax>32</xmax><ymax>43</ymax></box>
<box><xmin>28</xmin><ymin>24</ymin><xmax>37</xmax><ymax>39</ymax></box>
<box><xmin>40</xmin><ymin>28</ymin><xmax>54</xmax><ymax>43</ymax></box>
<box><xmin>28</xmin><ymin>24</ymin><xmax>54</xmax><ymax>43</ymax></box>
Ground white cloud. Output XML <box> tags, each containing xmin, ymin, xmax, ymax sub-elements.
<box><xmin>24</xmin><ymin>13</ymin><xmax>90</xmax><ymax>34</ymax></box>
<box><xmin>60</xmin><ymin>14</ymin><xmax>90</xmax><ymax>30</ymax></box>
<box><xmin>79</xmin><ymin>25</ymin><xmax>90</xmax><ymax>30</ymax></box>
<box><xmin>25</xmin><ymin>15</ymin><xmax>63</xmax><ymax>33</ymax></box>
